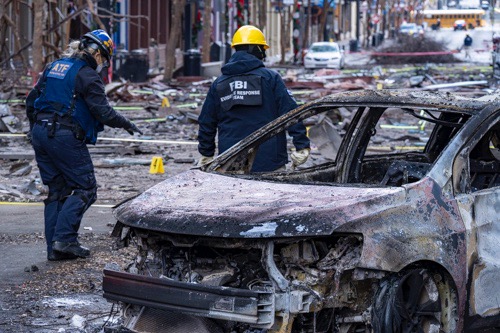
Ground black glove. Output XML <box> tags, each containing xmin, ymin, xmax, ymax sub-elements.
<box><xmin>125</xmin><ymin>122</ymin><xmax>143</xmax><ymax>135</ymax></box>
<box><xmin>26</xmin><ymin>131</ymin><xmax>33</xmax><ymax>144</ymax></box>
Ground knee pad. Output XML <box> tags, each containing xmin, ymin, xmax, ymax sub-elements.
<box><xmin>44</xmin><ymin>177</ymin><xmax>69</xmax><ymax>204</ymax></box>
<box><xmin>73</xmin><ymin>187</ymin><xmax>97</xmax><ymax>207</ymax></box>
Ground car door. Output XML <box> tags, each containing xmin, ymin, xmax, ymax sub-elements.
<box><xmin>453</xmin><ymin>110</ymin><xmax>500</xmax><ymax>323</ymax></box>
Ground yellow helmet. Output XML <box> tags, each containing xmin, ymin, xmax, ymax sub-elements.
<box><xmin>231</xmin><ymin>25</ymin><xmax>269</xmax><ymax>49</ymax></box>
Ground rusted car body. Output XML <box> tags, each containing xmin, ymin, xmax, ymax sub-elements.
<box><xmin>103</xmin><ymin>90</ymin><xmax>500</xmax><ymax>332</ymax></box>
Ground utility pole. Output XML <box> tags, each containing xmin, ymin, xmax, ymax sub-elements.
<box><xmin>490</xmin><ymin>0</ymin><xmax>495</xmax><ymax>28</ymax></box>
<box><xmin>302</xmin><ymin>0</ymin><xmax>312</xmax><ymax>51</ymax></box>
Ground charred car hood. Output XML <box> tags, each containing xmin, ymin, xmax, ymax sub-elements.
<box><xmin>114</xmin><ymin>170</ymin><xmax>406</xmax><ymax>238</ymax></box>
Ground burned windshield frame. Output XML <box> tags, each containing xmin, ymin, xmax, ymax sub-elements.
<box><xmin>206</xmin><ymin>99</ymin><xmax>476</xmax><ymax>184</ymax></box>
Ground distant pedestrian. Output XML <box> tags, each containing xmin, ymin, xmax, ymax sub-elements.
<box><xmin>26</xmin><ymin>29</ymin><xmax>142</xmax><ymax>261</ymax></box>
<box><xmin>463</xmin><ymin>34</ymin><xmax>473</xmax><ymax>60</ymax></box>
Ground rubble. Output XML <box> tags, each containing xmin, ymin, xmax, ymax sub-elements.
<box><xmin>0</xmin><ymin>52</ymin><xmax>499</xmax><ymax>332</ymax></box>
<box><xmin>371</xmin><ymin>35</ymin><xmax>458</xmax><ymax>64</ymax></box>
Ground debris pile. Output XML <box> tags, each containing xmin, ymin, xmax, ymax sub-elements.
<box><xmin>1</xmin><ymin>57</ymin><xmax>497</xmax><ymax>204</ymax></box>
<box><xmin>371</xmin><ymin>35</ymin><xmax>458</xmax><ymax>64</ymax></box>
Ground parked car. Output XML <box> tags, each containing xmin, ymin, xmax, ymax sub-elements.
<box><xmin>481</xmin><ymin>0</ymin><xmax>489</xmax><ymax>9</ymax></box>
<box><xmin>454</xmin><ymin>19</ymin><xmax>467</xmax><ymax>30</ymax></box>
<box><xmin>303</xmin><ymin>42</ymin><xmax>344</xmax><ymax>69</ymax></box>
<box><xmin>103</xmin><ymin>90</ymin><xmax>500</xmax><ymax>333</ymax></box>
<box><xmin>398</xmin><ymin>22</ymin><xmax>424</xmax><ymax>36</ymax></box>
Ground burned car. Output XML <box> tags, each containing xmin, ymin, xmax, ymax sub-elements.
<box><xmin>103</xmin><ymin>90</ymin><xmax>500</xmax><ymax>333</ymax></box>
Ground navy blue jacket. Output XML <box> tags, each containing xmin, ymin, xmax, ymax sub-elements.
<box><xmin>464</xmin><ymin>36</ymin><xmax>473</xmax><ymax>47</ymax></box>
<box><xmin>198</xmin><ymin>51</ymin><xmax>310</xmax><ymax>172</ymax></box>
<box><xmin>26</xmin><ymin>53</ymin><xmax>132</xmax><ymax>143</ymax></box>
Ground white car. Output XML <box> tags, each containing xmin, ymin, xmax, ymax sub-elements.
<box><xmin>399</xmin><ymin>23</ymin><xmax>425</xmax><ymax>36</ymax></box>
<box><xmin>453</xmin><ymin>19</ymin><xmax>467</xmax><ymax>30</ymax></box>
<box><xmin>304</xmin><ymin>42</ymin><xmax>345</xmax><ymax>69</ymax></box>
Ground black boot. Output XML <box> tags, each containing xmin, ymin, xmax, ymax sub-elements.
<box><xmin>52</xmin><ymin>241</ymin><xmax>90</xmax><ymax>258</ymax></box>
<box><xmin>47</xmin><ymin>250</ymin><xmax>78</xmax><ymax>261</ymax></box>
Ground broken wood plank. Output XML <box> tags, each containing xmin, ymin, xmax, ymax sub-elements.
<box><xmin>0</xmin><ymin>152</ymin><xmax>35</xmax><ymax>160</ymax></box>
<box><xmin>94</xmin><ymin>158</ymin><xmax>152</xmax><ymax>168</ymax></box>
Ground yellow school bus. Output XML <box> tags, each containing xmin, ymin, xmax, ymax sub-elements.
<box><xmin>422</xmin><ymin>9</ymin><xmax>485</xmax><ymax>29</ymax></box>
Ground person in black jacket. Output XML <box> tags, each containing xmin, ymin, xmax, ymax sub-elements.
<box><xmin>198</xmin><ymin>25</ymin><xmax>310</xmax><ymax>172</ymax></box>
<box><xmin>26</xmin><ymin>29</ymin><xmax>142</xmax><ymax>261</ymax></box>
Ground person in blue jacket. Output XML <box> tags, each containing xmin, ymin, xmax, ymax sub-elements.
<box><xmin>26</xmin><ymin>29</ymin><xmax>142</xmax><ymax>261</ymax></box>
<box><xmin>463</xmin><ymin>33</ymin><xmax>473</xmax><ymax>60</ymax></box>
<box><xmin>197</xmin><ymin>25</ymin><xmax>310</xmax><ymax>172</ymax></box>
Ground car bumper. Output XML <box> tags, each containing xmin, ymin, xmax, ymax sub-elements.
<box><xmin>103</xmin><ymin>268</ymin><xmax>275</xmax><ymax>328</ymax></box>
<box><xmin>304</xmin><ymin>59</ymin><xmax>342</xmax><ymax>69</ymax></box>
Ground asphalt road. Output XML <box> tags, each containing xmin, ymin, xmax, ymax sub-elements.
<box><xmin>0</xmin><ymin>203</ymin><xmax>116</xmax><ymax>282</ymax></box>
<box><xmin>0</xmin><ymin>203</ymin><xmax>114</xmax><ymax>301</ymax></box>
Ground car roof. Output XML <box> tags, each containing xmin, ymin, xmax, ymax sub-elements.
<box><xmin>206</xmin><ymin>90</ymin><xmax>497</xmax><ymax>173</ymax></box>
<box><xmin>423</xmin><ymin>9</ymin><xmax>484</xmax><ymax>14</ymax></box>
<box><xmin>311</xmin><ymin>42</ymin><xmax>339</xmax><ymax>46</ymax></box>
<box><xmin>302</xmin><ymin>90</ymin><xmax>489</xmax><ymax>114</ymax></box>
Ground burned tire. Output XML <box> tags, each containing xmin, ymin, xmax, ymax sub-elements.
<box><xmin>371</xmin><ymin>268</ymin><xmax>457</xmax><ymax>333</ymax></box>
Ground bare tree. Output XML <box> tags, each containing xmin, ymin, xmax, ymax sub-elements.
<box><xmin>1</xmin><ymin>0</ymin><xmax>89</xmax><ymax>79</ymax></box>
<box><xmin>0</xmin><ymin>0</ymin><xmax>27</xmax><ymax>68</ymax></box>
<box><xmin>0</xmin><ymin>1</ymin><xmax>6</xmax><ymax>62</ymax></box>
<box><xmin>257</xmin><ymin>0</ymin><xmax>267</xmax><ymax>30</ymax></box>
<box><xmin>302</xmin><ymin>0</ymin><xmax>312</xmax><ymax>51</ymax></box>
<box><xmin>163</xmin><ymin>0</ymin><xmax>186</xmax><ymax>82</ymax></box>
<box><xmin>85</xmin><ymin>0</ymin><xmax>106</xmax><ymax>29</ymax></box>
<box><xmin>201</xmin><ymin>0</ymin><xmax>212</xmax><ymax>63</ymax></box>
<box><xmin>318</xmin><ymin>0</ymin><xmax>331</xmax><ymax>41</ymax></box>
<box><xmin>279</xmin><ymin>4</ymin><xmax>293</xmax><ymax>64</ymax></box>
<box><xmin>32</xmin><ymin>0</ymin><xmax>45</xmax><ymax>80</ymax></box>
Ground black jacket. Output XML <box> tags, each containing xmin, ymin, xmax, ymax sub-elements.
<box><xmin>198</xmin><ymin>51</ymin><xmax>310</xmax><ymax>172</ymax></box>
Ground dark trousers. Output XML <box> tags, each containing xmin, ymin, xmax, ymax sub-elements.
<box><xmin>31</xmin><ymin>123</ymin><xmax>97</xmax><ymax>253</ymax></box>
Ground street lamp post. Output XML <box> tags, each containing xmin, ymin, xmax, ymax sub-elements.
<box><xmin>184</xmin><ymin>0</ymin><xmax>192</xmax><ymax>51</ymax></box>
<box><xmin>357</xmin><ymin>0</ymin><xmax>361</xmax><ymax>47</ymax></box>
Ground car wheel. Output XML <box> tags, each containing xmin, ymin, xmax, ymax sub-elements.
<box><xmin>371</xmin><ymin>268</ymin><xmax>458</xmax><ymax>333</ymax></box>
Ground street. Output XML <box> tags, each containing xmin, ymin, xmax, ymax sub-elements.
<box><xmin>427</xmin><ymin>8</ymin><xmax>500</xmax><ymax>63</ymax></box>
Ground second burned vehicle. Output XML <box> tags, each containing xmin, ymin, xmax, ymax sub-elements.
<box><xmin>103</xmin><ymin>90</ymin><xmax>500</xmax><ymax>333</ymax></box>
